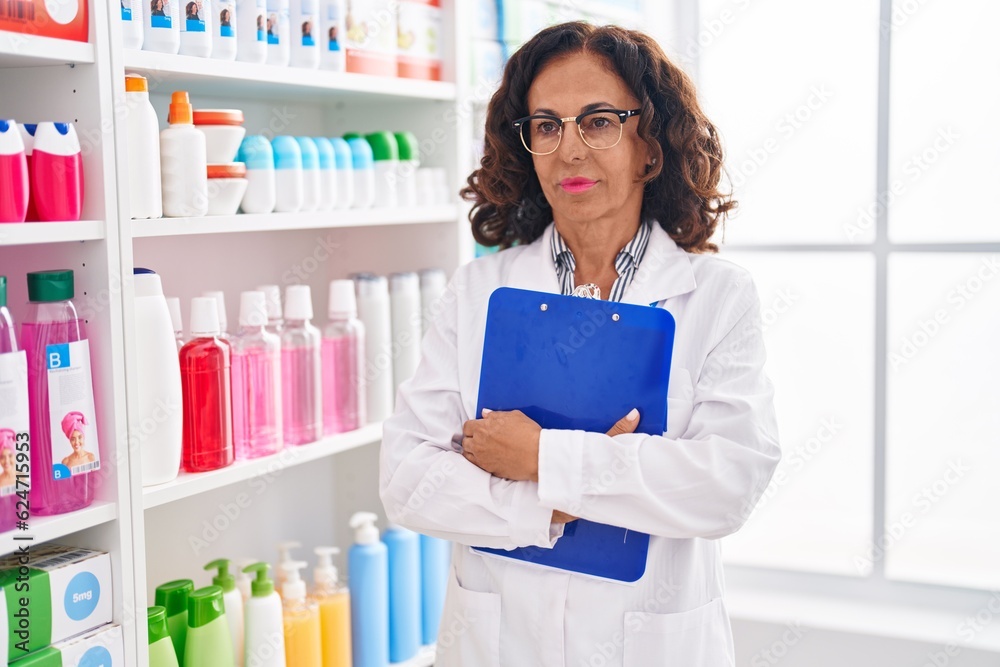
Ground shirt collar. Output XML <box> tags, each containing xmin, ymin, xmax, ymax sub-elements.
<box><xmin>549</xmin><ymin>219</ymin><xmax>652</xmax><ymax>277</ymax></box>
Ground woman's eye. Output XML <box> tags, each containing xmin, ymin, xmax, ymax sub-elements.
<box><xmin>537</xmin><ymin>121</ymin><xmax>558</xmax><ymax>135</ymax></box>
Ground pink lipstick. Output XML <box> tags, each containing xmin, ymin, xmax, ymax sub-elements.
<box><xmin>559</xmin><ymin>177</ymin><xmax>597</xmax><ymax>194</ymax></box>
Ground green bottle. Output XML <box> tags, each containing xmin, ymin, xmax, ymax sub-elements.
<box><xmin>184</xmin><ymin>586</ymin><xmax>235</xmax><ymax>667</ymax></box>
<box><xmin>155</xmin><ymin>579</ymin><xmax>194</xmax><ymax>666</ymax></box>
<box><xmin>149</xmin><ymin>606</ymin><xmax>181</xmax><ymax>667</ymax></box>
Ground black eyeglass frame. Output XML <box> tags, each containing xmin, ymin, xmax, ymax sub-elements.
<box><xmin>511</xmin><ymin>108</ymin><xmax>642</xmax><ymax>155</ymax></box>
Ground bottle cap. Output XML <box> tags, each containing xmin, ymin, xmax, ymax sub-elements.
<box><xmin>27</xmin><ymin>270</ymin><xmax>74</xmax><ymax>303</ymax></box>
<box><xmin>207</xmin><ymin>163</ymin><xmax>247</xmax><ymax>179</ymax></box>
<box><xmin>166</xmin><ymin>297</ymin><xmax>183</xmax><ymax>333</ymax></box>
<box><xmin>147</xmin><ymin>606</ymin><xmax>171</xmax><ymax>645</ymax></box>
<box><xmin>327</xmin><ymin>279</ymin><xmax>357</xmax><ymax>318</ymax></box>
<box><xmin>203</xmin><ymin>291</ymin><xmax>228</xmax><ymax>332</ymax></box>
<box><xmin>238</xmin><ymin>291</ymin><xmax>268</xmax><ymax>327</ymax></box>
<box><xmin>351</xmin><ymin>273</ymin><xmax>387</xmax><ymax>299</ymax></box>
<box><xmin>330</xmin><ymin>137</ymin><xmax>353</xmax><ymax>170</ymax></box>
<box><xmin>189</xmin><ymin>297</ymin><xmax>221</xmax><ymax>337</ymax></box>
<box><xmin>393</xmin><ymin>131</ymin><xmax>419</xmax><ymax>163</ymax></box>
<box><xmin>271</xmin><ymin>135</ymin><xmax>302</xmax><ymax>171</ymax></box>
<box><xmin>193</xmin><ymin>109</ymin><xmax>245</xmax><ymax>126</ymax></box>
<box><xmin>296</xmin><ymin>137</ymin><xmax>319</xmax><ymax>170</ymax></box>
<box><xmin>314</xmin><ymin>137</ymin><xmax>335</xmax><ymax>170</ymax></box>
<box><xmin>187</xmin><ymin>586</ymin><xmax>225</xmax><ymax>628</ymax></box>
<box><xmin>349</xmin><ymin>511</ymin><xmax>380</xmax><ymax>545</ymax></box>
<box><xmin>243</xmin><ymin>562</ymin><xmax>275</xmax><ymax>598</ymax></box>
<box><xmin>204</xmin><ymin>559</ymin><xmax>237</xmax><ymax>593</ymax></box>
<box><xmin>389</xmin><ymin>271</ymin><xmax>419</xmax><ymax>294</ymax></box>
<box><xmin>256</xmin><ymin>284</ymin><xmax>282</xmax><ymax>322</ymax></box>
<box><xmin>276</xmin><ymin>540</ymin><xmax>301</xmax><ymax>567</ymax></box>
<box><xmin>345</xmin><ymin>137</ymin><xmax>373</xmax><ymax>170</ymax></box>
<box><xmin>168</xmin><ymin>91</ymin><xmax>194</xmax><ymax>125</ymax></box>
<box><xmin>365</xmin><ymin>131</ymin><xmax>399</xmax><ymax>162</ymax></box>
<box><xmin>238</xmin><ymin>136</ymin><xmax>275</xmax><ymax>171</ymax></box>
<box><xmin>283</xmin><ymin>284</ymin><xmax>313</xmax><ymax>321</ymax></box>
<box><xmin>154</xmin><ymin>579</ymin><xmax>194</xmax><ymax>617</ymax></box>
<box><xmin>133</xmin><ymin>269</ymin><xmax>164</xmax><ymax>299</ymax></box>
<box><xmin>279</xmin><ymin>561</ymin><xmax>309</xmax><ymax>602</ymax></box>
<box><xmin>313</xmin><ymin>547</ymin><xmax>340</xmax><ymax>587</ymax></box>
<box><xmin>0</xmin><ymin>276</ymin><xmax>7</xmax><ymax>309</ymax></box>
<box><xmin>125</xmin><ymin>73</ymin><xmax>149</xmax><ymax>93</ymax></box>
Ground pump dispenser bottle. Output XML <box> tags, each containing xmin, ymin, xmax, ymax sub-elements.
<box><xmin>281</xmin><ymin>560</ymin><xmax>322</xmax><ymax>667</ymax></box>
<box><xmin>313</xmin><ymin>547</ymin><xmax>351</xmax><ymax>667</ymax></box>
<box><xmin>275</xmin><ymin>540</ymin><xmax>302</xmax><ymax>594</ymax></box>
<box><xmin>348</xmin><ymin>512</ymin><xmax>388</xmax><ymax>667</ymax></box>
<box><xmin>243</xmin><ymin>563</ymin><xmax>286</xmax><ymax>667</ymax></box>
<box><xmin>204</xmin><ymin>559</ymin><xmax>244</xmax><ymax>667</ymax></box>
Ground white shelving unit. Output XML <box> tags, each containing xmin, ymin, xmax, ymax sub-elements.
<box><xmin>0</xmin><ymin>31</ymin><xmax>95</xmax><ymax>67</ymax></box>
<box><xmin>0</xmin><ymin>220</ymin><xmax>105</xmax><ymax>245</ymax></box>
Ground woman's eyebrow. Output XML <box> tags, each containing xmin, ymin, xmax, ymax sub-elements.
<box><xmin>530</xmin><ymin>102</ymin><xmax>618</xmax><ymax>116</ymax></box>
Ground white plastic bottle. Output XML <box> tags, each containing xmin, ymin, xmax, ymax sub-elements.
<box><xmin>237</xmin><ymin>0</ymin><xmax>267</xmax><ymax>63</ymax></box>
<box><xmin>345</xmin><ymin>136</ymin><xmax>374</xmax><ymax>209</ymax></box>
<box><xmin>256</xmin><ymin>284</ymin><xmax>284</xmax><ymax>336</ymax></box>
<box><xmin>212</xmin><ymin>1</ymin><xmax>238</xmax><ymax>60</ymax></box>
<box><xmin>133</xmin><ymin>269</ymin><xmax>184</xmax><ymax>487</ymax></box>
<box><xmin>125</xmin><ymin>74</ymin><xmax>163</xmax><ymax>220</ymax></box>
<box><xmin>144</xmin><ymin>0</ymin><xmax>180</xmax><ymax>54</ymax></box>
<box><xmin>289</xmin><ymin>0</ymin><xmax>319</xmax><ymax>68</ymax></box>
<box><xmin>204</xmin><ymin>559</ymin><xmax>244</xmax><ymax>667</ymax></box>
<box><xmin>272</xmin><ymin>136</ymin><xmax>303</xmax><ymax>213</ymax></box>
<box><xmin>389</xmin><ymin>272</ymin><xmax>422</xmax><ymax>395</ymax></box>
<box><xmin>366</xmin><ymin>132</ymin><xmax>398</xmax><ymax>208</ymax></box>
<box><xmin>266</xmin><ymin>0</ymin><xmax>291</xmax><ymax>66</ymax></box>
<box><xmin>394</xmin><ymin>131</ymin><xmax>419</xmax><ymax>208</ymax></box>
<box><xmin>179</xmin><ymin>0</ymin><xmax>213</xmax><ymax>57</ymax></box>
<box><xmin>203</xmin><ymin>290</ymin><xmax>229</xmax><ymax>338</ymax></box>
<box><xmin>319</xmin><ymin>0</ymin><xmax>344</xmax><ymax>71</ymax></box>
<box><xmin>418</xmin><ymin>268</ymin><xmax>446</xmax><ymax>335</ymax></box>
<box><xmin>313</xmin><ymin>137</ymin><xmax>336</xmax><ymax>212</ymax></box>
<box><xmin>121</xmin><ymin>0</ymin><xmax>145</xmax><ymax>49</ymax></box>
<box><xmin>296</xmin><ymin>137</ymin><xmax>320</xmax><ymax>213</ymax></box>
<box><xmin>160</xmin><ymin>91</ymin><xmax>209</xmax><ymax>217</ymax></box>
<box><xmin>352</xmin><ymin>273</ymin><xmax>393</xmax><ymax>422</ymax></box>
<box><xmin>237</xmin><ymin>135</ymin><xmax>276</xmax><ymax>214</ymax></box>
<box><xmin>166</xmin><ymin>296</ymin><xmax>185</xmax><ymax>350</ymax></box>
<box><xmin>329</xmin><ymin>137</ymin><xmax>353</xmax><ymax>209</ymax></box>
<box><xmin>243</xmin><ymin>563</ymin><xmax>287</xmax><ymax>667</ymax></box>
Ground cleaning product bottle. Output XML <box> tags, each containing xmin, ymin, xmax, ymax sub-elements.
<box><xmin>0</xmin><ymin>276</ymin><xmax>24</xmax><ymax>534</ymax></box>
<box><xmin>238</xmin><ymin>136</ymin><xmax>276</xmax><ymax>214</ymax></box>
<box><xmin>237</xmin><ymin>0</ymin><xmax>267</xmax><ymax>63</ymax></box>
<box><xmin>243</xmin><ymin>563</ymin><xmax>286</xmax><ymax>667</ymax></box>
<box><xmin>313</xmin><ymin>137</ymin><xmax>337</xmax><ymax>212</ymax></box>
<box><xmin>256</xmin><ymin>284</ymin><xmax>283</xmax><ymax>335</ymax></box>
<box><xmin>167</xmin><ymin>296</ymin><xmax>185</xmax><ymax>351</ymax></box>
<box><xmin>144</xmin><ymin>0</ymin><xmax>181</xmax><ymax>53</ymax></box>
<box><xmin>365</xmin><ymin>131</ymin><xmax>398</xmax><ymax>209</ymax></box>
<box><xmin>231</xmin><ymin>291</ymin><xmax>283</xmax><ymax>460</ymax></box>
<box><xmin>22</xmin><ymin>270</ymin><xmax>99</xmax><ymax>516</ymax></box>
<box><xmin>281</xmin><ymin>285</ymin><xmax>322</xmax><ymax>445</ymax></box>
<box><xmin>393</xmin><ymin>131</ymin><xmax>419</xmax><ymax>209</ymax></box>
<box><xmin>266</xmin><ymin>0</ymin><xmax>291</xmax><ymax>66</ymax></box>
<box><xmin>212</xmin><ymin>1</ymin><xmax>238</xmax><ymax>60</ymax></box>
<box><xmin>289</xmin><ymin>0</ymin><xmax>319</xmax><ymax>68</ymax></box>
<box><xmin>388</xmin><ymin>272</ymin><xmax>422</xmax><ymax>396</ymax></box>
<box><xmin>296</xmin><ymin>136</ymin><xmax>320</xmax><ymax>212</ymax></box>
<box><xmin>180</xmin><ymin>297</ymin><xmax>234</xmax><ymax>472</ymax></box>
<box><xmin>149</xmin><ymin>606</ymin><xmax>181</xmax><ymax>667</ymax></box>
<box><xmin>319</xmin><ymin>0</ymin><xmax>345</xmax><ymax>71</ymax></box>
<box><xmin>155</xmin><ymin>579</ymin><xmax>194</xmax><ymax>666</ymax></box>
<box><xmin>344</xmin><ymin>135</ymin><xmax>374</xmax><ymax>209</ymax></box>
<box><xmin>122</xmin><ymin>0</ymin><xmax>145</xmax><ymax>49</ymax></box>
<box><xmin>313</xmin><ymin>547</ymin><xmax>351</xmax><ymax>667</ymax></box>
<box><xmin>351</xmin><ymin>273</ymin><xmax>393</xmax><ymax>423</ymax></box>
<box><xmin>18</xmin><ymin>123</ymin><xmax>36</xmax><ymax>221</ymax></box>
<box><xmin>125</xmin><ymin>74</ymin><xmax>163</xmax><ymax>219</ymax></box>
<box><xmin>184</xmin><ymin>586</ymin><xmax>235</xmax><ymax>667</ymax></box>
<box><xmin>348</xmin><ymin>512</ymin><xmax>388</xmax><ymax>667</ymax></box>
<box><xmin>0</xmin><ymin>119</ymin><xmax>28</xmax><ymax>223</ymax></box>
<box><xmin>419</xmin><ymin>534</ymin><xmax>449</xmax><ymax>645</ymax></box>
<box><xmin>275</xmin><ymin>540</ymin><xmax>302</xmax><ymax>594</ymax></box>
<box><xmin>272</xmin><ymin>135</ymin><xmax>303</xmax><ymax>213</ymax></box>
<box><xmin>161</xmin><ymin>91</ymin><xmax>209</xmax><ymax>218</ymax></box>
<box><xmin>280</xmin><ymin>561</ymin><xmax>322</xmax><ymax>667</ymax></box>
<box><xmin>204</xmin><ymin>559</ymin><xmax>244</xmax><ymax>667</ymax></box>
<box><xmin>133</xmin><ymin>269</ymin><xmax>183</xmax><ymax>486</ymax></box>
<box><xmin>179</xmin><ymin>0</ymin><xmax>213</xmax><ymax>57</ymax></box>
<box><xmin>31</xmin><ymin>122</ymin><xmax>84</xmax><ymax>221</ymax></box>
<box><xmin>203</xmin><ymin>290</ymin><xmax>230</xmax><ymax>338</ymax></box>
<box><xmin>322</xmin><ymin>279</ymin><xmax>365</xmax><ymax>434</ymax></box>
<box><xmin>383</xmin><ymin>523</ymin><xmax>421</xmax><ymax>663</ymax></box>
<box><xmin>329</xmin><ymin>137</ymin><xmax>353</xmax><ymax>209</ymax></box>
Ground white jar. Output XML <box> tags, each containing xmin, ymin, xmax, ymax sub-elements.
<box><xmin>319</xmin><ymin>0</ymin><xmax>344</xmax><ymax>71</ymax></box>
<box><xmin>238</xmin><ymin>135</ymin><xmax>276</xmax><ymax>214</ymax></box>
<box><xmin>265</xmin><ymin>0</ymin><xmax>290</xmax><ymax>66</ymax></box>
<box><xmin>272</xmin><ymin>136</ymin><xmax>303</xmax><ymax>213</ymax></box>
<box><xmin>160</xmin><ymin>92</ymin><xmax>209</xmax><ymax>217</ymax></box>
<box><xmin>125</xmin><ymin>74</ymin><xmax>163</xmax><ymax>220</ymax></box>
<box><xmin>179</xmin><ymin>0</ymin><xmax>213</xmax><ymax>57</ymax></box>
<box><xmin>289</xmin><ymin>0</ymin><xmax>319</xmax><ymax>68</ymax></box>
<box><xmin>237</xmin><ymin>0</ymin><xmax>267</xmax><ymax>63</ymax></box>
<box><xmin>143</xmin><ymin>0</ymin><xmax>180</xmax><ymax>54</ymax></box>
<box><xmin>212</xmin><ymin>1</ymin><xmax>237</xmax><ymax>59</ymax></box>
<box><xmin>121</xmin><ymin>0</ymin><xmax>144</xmax><ymax>49</ymax></box>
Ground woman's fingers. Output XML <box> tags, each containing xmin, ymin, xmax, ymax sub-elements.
<box><xmin>605</xmin><ymin>408</ymin><xmax>640</xmax><ymax>436</ymax></box>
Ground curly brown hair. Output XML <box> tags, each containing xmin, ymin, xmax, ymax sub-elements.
<box><xmin>461</xmin><ymin>21</ymin><xmax>735</xmax><ymax>253</ymax></box>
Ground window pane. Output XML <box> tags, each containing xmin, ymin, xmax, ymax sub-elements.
<box><xmin>885</xmin><ymin>254</ymin><xmax>1000</xmax><ymax>589</ymax></box>
<box><xmin>888</xmin><ymin>1</ymin><xmax>1000</xmax><ymax>242</ymax></box>
<box><xmin>720</xmin><ymin>253</ymin><xmax>874</xmax><ymax>575</ymax></box>
<box><xmin>699</xmin><ymin>1</ymin><xmax>879</xmax><ymax>244</ymax></box>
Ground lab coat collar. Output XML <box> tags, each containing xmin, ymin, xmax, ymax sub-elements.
<box><xmin>504</xmin><ymin>220</ymin><xmax>697</xmax><ymax>306</ymax></box>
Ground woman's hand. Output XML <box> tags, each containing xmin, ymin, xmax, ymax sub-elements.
<box><xmin>461</xmin><ymin>409</ymin><xmax>542</xmax><ymax>482</ymax></box>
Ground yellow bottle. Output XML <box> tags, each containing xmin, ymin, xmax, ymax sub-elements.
<box><xmin>281</xmin><ymin>560</ymin><xmax>322</xmax><ymax>667</ymax></box>
<box><xmin>313</xmin><ymin>547</ymin><xmax>352</xmax><ymax>667</ymax></box>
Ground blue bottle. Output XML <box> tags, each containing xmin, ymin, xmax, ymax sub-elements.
<box><xmin>419</xmin><ymin>534</ymin><xmax>450</xmax><ymax>645</ymax></box>
<box><xmin>383</xmin><ymin>524</ymin><xmax>421</xmax><ymax>662</ymax></box>
<box><xmin>349</xmin><ymin>511</ymin><xmax>388</xmax><ymax>667</ymax></box>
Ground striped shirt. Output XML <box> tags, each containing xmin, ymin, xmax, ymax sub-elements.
<box><xmin>550</xmin><ymin>220</ymin><xmax>652</xmax><ymax>302</ymax></box>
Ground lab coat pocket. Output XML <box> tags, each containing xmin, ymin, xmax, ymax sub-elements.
<box><xmin>435</xmin><ymin>566</ymin><xmax>502</xmax><ymax>667</ymax></box>
<box><xmin>623</xmin><ymin>598</ymin><xmax>734</xmax><ymax>667</ymax></box>
<box><xmin>665</xmin><ymin>368</ymin><xmax>694</xmax><ymax>438</ymax></box>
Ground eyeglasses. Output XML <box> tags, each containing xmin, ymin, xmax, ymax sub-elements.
<box><xmin>512</xmin><ymin>108</ymin><xmax>641</xmax><ymax>156</ymax></box>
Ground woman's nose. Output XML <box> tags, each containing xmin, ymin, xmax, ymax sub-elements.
<box><xmin>557</xmin><ymin>123</ymin><xmax>588</xmax><ymax>162</ymax></box>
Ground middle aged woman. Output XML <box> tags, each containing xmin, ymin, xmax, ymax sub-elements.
<box><xmin>380</xmin><ymin>21</ymin><xmax>781</xmax><ymax>667</ymax></box>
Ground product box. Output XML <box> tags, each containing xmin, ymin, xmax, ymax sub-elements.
<box><xmin>345</xmin><ymin>0</ymin><xmax>398</xmax><ymax>77</ymax></box>
<box><xmin>0</xmin><ymin>546</ymin><xmax>113</xmax><ymax>663</ymax></box>
<box><xmin>396</xmin><ymin>0</ymin><xmax>442</xmax><ymax>81</ymax></box>
<box><xmin>9</xmin><ymin>624</ymin><xmax>123</xmax><ymax>667</ymax></box>
<box><xmin>0</xmin><ymin>0</ymin><xmax>89</xmax><ymax>43</ymax></box>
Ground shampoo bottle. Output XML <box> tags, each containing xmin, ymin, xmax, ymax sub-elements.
<box><xmin>313</xmin><ymin>547</ymin><xmax>351</xmax><ymax>667</ymax></box>
<box><xmin>281</xmin><ymin>561</ymin><xmax>322</xmax><ymax>667</ymax></box>
<box><xmin>125</xmin><ymin>74</ymin><xmax>163</xmax><ymax>219</ymax></box>
<box><xmin>266</xmin><ymin>0</ymin><xmax>291</xmax><ymax>66</ymax></box>
<box><xmin>383</xmin><ymin>523</ymin><xmax>421</xmax><ymax>663</ymax></box>
<box><xmin>155</xmin><ymin>579</ymin><xmax>194</xmax><ymax>666</ymax></box>
<box><xmin>31</xmin><ymin>122</ymin><xmax>84</xmax><ymax>222</ymax></box>
<box><xmin>419</xmin><ymin>534</ymin><xmax>450</xmax><ymax>645</ymax></box>
<box><xmin>243</xmin><ymin>563</ymin><xmax>286</xmax><ymax>667</ymax></box>
<box><xmin>289</xmin><ymin>0</ymin><xmax>320</xmax><ymax>68</ymax></box>
<box><xmin>348</xmin><ymin>512</ymin><xmax>388</xmax><ymax>667</ymax></box>
<box><xmin>204</xmin><ymin>559</ymin><xmax>244</xmax><ymax>667</ymax></box>
<box><xmin>184</xmin><ymin>586</ymin><xmax>235</xmax><ymax>667</ymax></box>
<box><xmin>122</xmin><ymin>0</ymin><xmax>145</xmax><ymax>49</ymax></box>
<box><xmin>351</xmin><ymin>274</ymin><xmax>393</xmax><ymax>423</ymax></box>
<box><xmin>0</xmin><ymin>119</ymin><xmax>28</xmax><ymax>223</ymax></box>
<box><xmin>237</xmin><ymin>0</ymin><xmax>267</xmax><ymax>63</ymax></box>
<box><xmin>161</xmin><ymin>91</ymin><xmax>209</xmax><ymax>218</ymax></box>
<box><xmin>148</xmin><ymin>606</ymin><xmax>181</xmax><ymax>667</ymax></box>
<box><xmin>144</xmin><ymin>0</ymin><xmax>181</xmax><ymax>53</ymax></box>
<box><xmin>179</xmin><ymin>0</ymin><xmax>213</xmax><ymax>57</ymax></box>
<box><xmin>213</xmin><ymin>0</ymin><xmax>238</xmax><ymax>60</ymax></box>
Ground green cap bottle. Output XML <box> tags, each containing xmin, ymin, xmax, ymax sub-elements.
<box><xmin>184</xmin><ymin>586</ymin><xmax>234</xmax><ymax>666</ymax></box>
<box><xmin>365</xmin><ymin>131</ymin><xmax>399</xmax><ymax>162</ymax></box>
<box><xmin>26</xmin><ymin>270</ymin><xmax>74</xmax><ymax>303</ymax></box>
<box><xmin>393</xmin><ymin>131</ymin><xmax>420</xmax><ymax>164</ymax></box>
<box><xmin>148</xmin><ymin>606</ymin><xmax>181</xmax><ymax>667</ymax></box>
<box><xmin>203</xmin><ymin>559</ymin><xmax>236</xmax><ymax>593</ymax></box>
<box><xmin>155</xmin><ymin>579</ymin><xmax>193</xmax><ymax>666</ymax></box>
<box><xmin>243</xmin><ymin>562</ymin><xmax>275</xmax><ymax>597</ymax></box>
<box><xmin>0</xmin><ymin>276</ymin><xmax>7</xmax><ymax>308</ymax></box>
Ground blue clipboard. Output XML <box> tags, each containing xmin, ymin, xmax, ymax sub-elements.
<box><xmin>472</xmin><ymin>287</ymin><xmax>675</xmax><ymax>583</ymax></box>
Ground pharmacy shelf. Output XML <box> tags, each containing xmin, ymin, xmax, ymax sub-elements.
<box><xmin>0</xmin><ymin>32</ymin><xmax>95</xmax><ymax>68</ymax></box>
<box><xmin>122</xmin><ymin>50</ymin><xmax>456</xmax><ymax>103</ymax></box>
<box><xmin>393</xmin><ymin>645</ymin><xmax>437</xmax><ymax>667</ymax></box>
<box><xmin>131</xmin><ymin>206</ymin><xmax>459</xmax><ymax>238</ymax></box>
<box><xmin>0</xmin><ymin>220</ymin><xmax>104</xmax><ymax>246</ymax></box>
<box><xmin>0</xmin><ymin>501</ymin><xmax>118</xmax><ymax>556</ymax></box>
<box><xmin>143</xmin><ymin>423</ymin><xmax>383</xmax><ymax>509</ymax></box>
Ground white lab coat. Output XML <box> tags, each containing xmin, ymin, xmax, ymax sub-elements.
<box><xmin>380</xmin><ymin>221</ymin><xmax>781</xmax><ymax>667</ymax></box>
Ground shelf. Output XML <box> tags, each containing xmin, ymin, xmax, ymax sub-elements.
<box><xmin>0</xmin><ymin>501</ymin><xmax>118</xmax><ymax>556</ymax></box>
<box><xmin>0</xmin><ymin>220</ymin><xmax>104</xmax><ymax>246</ymax></box>
<box><xmin>123</xmin><ymin>50</ymin><xmax>456</xmax><ymax>103</ymax></box>
<box><xmin>393</xmin><ymin>645</ymin><xmax>437</xmax><ymax>667</ymax></box>
<box><xmin>143</xmin><ymin>423</ymin><xmax>383</xmax><ymax>509</ymax></box>
<box><xmin>0</xmin><ymin>32</ymin><xmax>95</xmax><ymax>68</ymax></box>
<box><xmin>131</xmin><ymin>206</ymin><xmax>459</xmax><ymax>238</ymax></box>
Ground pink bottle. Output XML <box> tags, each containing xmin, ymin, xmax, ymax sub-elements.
<box><xmin>31</xmin><ymin>122</ymin><xmax>84</xmax><ymax>222</ymax></box>
<box><xmin>19</xmin><ymin>124</ymin><xmax>37</xmax><ymax>222</ymax></box>
<box><xmin>0</xmin><ymin>276</ymin><xmax>21</xmax><ymax>532</ymax></box>
<box><xmin>0</xmin><ymin>120</ymin><xmax>28</xmax><ymax>223</ymax></box>
<box><xmin>282</xmin><ymin>285</ymin><xmax>322</xmax><ymax>445</ymax></box>
<box><xmin>322</xmin><ymin>279</ymin><xmax>366</xmax><ymax>434</ymax></box>
<box><xmin>231</xmin><ymin>291</ymin><xmax>283</xmax><ymax>460</ymax></box>
<box><xmin>22</xmin><ymin>270</ymin><xmax>98</xmax><ymax>516</ymax></box>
